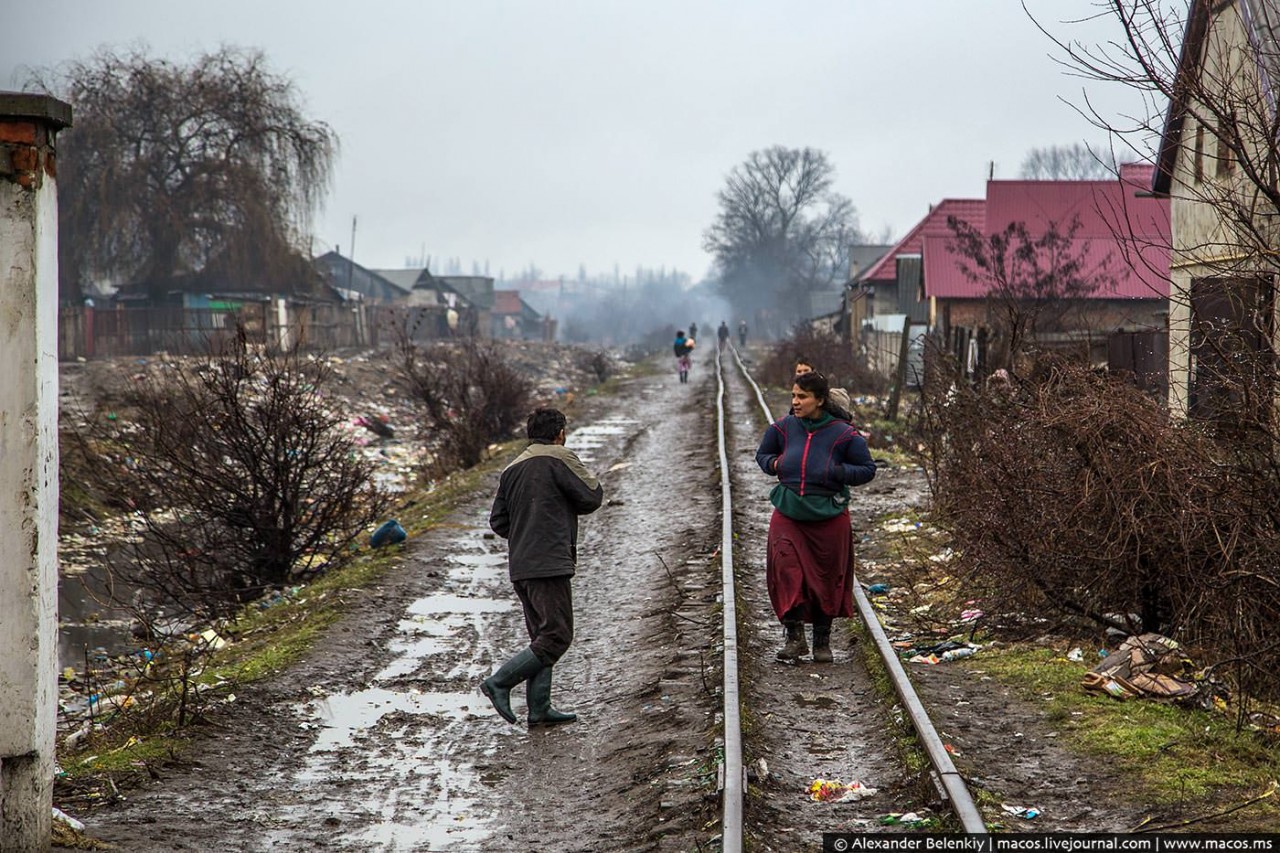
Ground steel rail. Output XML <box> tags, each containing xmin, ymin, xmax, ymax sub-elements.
<box><xmin>727</xmin><ymin>345</ymin><xmax>987</xmax><ymax>834</ymax></box>
<box><xmin>715</xmin><ymin>344</ymin><xmax>744</xmax><ymax>853</ymax></box>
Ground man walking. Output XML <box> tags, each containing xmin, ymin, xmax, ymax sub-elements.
<box><xmin>483</xmin><ymin>408</ymin><xmax>604</xmax><ymax>726</ymax></box>
<box><xmin>717</xmin><ymin>320</ymin><xmax>730</xmax><ymax>350</ymax></box>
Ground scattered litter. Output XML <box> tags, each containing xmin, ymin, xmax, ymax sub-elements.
<box><xmin>1067</xmin><ymin>648</ymin><xmax>1084</xmax><ymax>662</ymax></box>
<box><xmin>1002</xmin><ymin>804</ymin><xmax>1041</xmax><ymax>820</ymax></box>
<box><xmin>867</xmin><ymin>583</ymin><xmax>891</xmax><ymax>595</ymax></box>
<box><xmin>809</xmin><ymin>778</ymin><xmax>878</xmax><ymax>802</ymax></box>
<box><xmin>878</xmin><ymin>812</ymin><xmax>936</xmax><ymax>827</ymax></box>
<box><xmin>959</xmin><ymin>609</ymin><xmax>984</xmax><ymax>623</ymax></box>
<box><xmin>52</xmin><ymin>807</ymin><xmax>85</xmax><ymax>832</ymax></box>
<box><xmin>882</xmin><ymin>518</ymin><xmax>921</xmax><ymax>534</ymax></box>
<box><xmin>607</xmin><ymin>462</ymin><xmax>632</xmax><ymax>472</ymax></box>
<box><xmin>195</xmin><ymin>629</ymin><xmax>227</xmax><ymax>651</ymax></box>
<box><xmin>370</xmin><ymin>519</ymin><xmax>407</xmax><ymax>548</ymax></box>
<box><xmin>1081</xmin><ymin>633</ymin><xmax>1198</xmax><ymax>702</ymax></box>
<box><xmin>354</xmin><ymin>414</ymin><xmax>395</xmax><ymax>438</ymax></box>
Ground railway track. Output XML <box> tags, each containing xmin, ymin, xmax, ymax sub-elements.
<box><xmin>712</xmin><ymin>343</ymin><xmax>984</xmax><ymax>849</ymax></box>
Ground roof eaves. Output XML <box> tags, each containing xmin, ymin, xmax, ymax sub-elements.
<box><xmin>1154</xmin><ymin>1</ymin><xmax>1211</xmax><ymax>197</ymax></box>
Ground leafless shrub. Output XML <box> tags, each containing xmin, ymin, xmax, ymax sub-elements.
<box><xmin>576</xmin><ymin>349</ymin><xmax>613</xmax><ymax>384</ymax></box>
<box><xmin>761</xmin><ymin>325</ymin><xmax>887</xmax><ymax>395</ymax></box>
<box><xmin>78</xmin><ymin>326</ymin><xmax>386</xmax><ymax>620</ymax></box>
<box><xmin>393</xmin><ymin>331</ymin><xmax>533</xmax><ymax>470</ymax></box>
<box><xmin>920</xmin><ymin>357</ymin><xmax>1280</xmax><ymax>708</ymax></box>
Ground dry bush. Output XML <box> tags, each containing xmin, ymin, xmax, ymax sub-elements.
<box><xmin>394</xmin><ymin>336</ymin><xmax>533</xmax><ymax>470</ymax></box>
<box><xmin>77</xmin><ymin>327</ymin><xmax>386</xmax><ymax>619</ymax></box>
<box><xmin>576</xmin><ymin>348</ymin><xmax>613</xmax><ymax>384</ymax></box>
<box><xmin>921</xmin><ymin>357</ymin><xmax>1280</xmax><ymax>707</ymax></box>
<box><xmin>761</xmin><ymin>325</ymin><xmax>887</xmax><ymax>395</ymax></box>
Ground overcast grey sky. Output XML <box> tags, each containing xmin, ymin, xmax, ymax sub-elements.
<box><xmin>3</xmin><ymin>1</ymin><xmax>1155</xmax><ymax>282</ymax></box>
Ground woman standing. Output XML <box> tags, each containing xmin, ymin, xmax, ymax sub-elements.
<box><xmin>755</xmin><ymin>371</ymin><xmax>876</xmax><ymax>662</ymax></box>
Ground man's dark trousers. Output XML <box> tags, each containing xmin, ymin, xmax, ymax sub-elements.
<box><xmin>514</xmin><ymin>576</ymin><xmax>573</xmax><ymax>665</ymax></box>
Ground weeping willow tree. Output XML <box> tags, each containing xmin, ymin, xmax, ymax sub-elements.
<box><xmin>35</xmin><ymin>46</ymin><xmax>338</xmax><ymax>301</ymax></box>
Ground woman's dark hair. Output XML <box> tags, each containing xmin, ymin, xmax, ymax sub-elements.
<box><xmin>527</xmin><ymin>407</ymin><xmax>567</xmax><ymax>441</ymax></box>
<box><xmin>794</xmin><ymin>355</ymin><xmax>813</xmax><ymax>370</ymax></box>
<box><xmin>793</xmin><ymin>371</ymin><xmax>832</xmax><ymax>410</ymax></box>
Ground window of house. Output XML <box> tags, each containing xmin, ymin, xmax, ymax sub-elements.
<box><xmin>1188</xmin><ymin>276</ymin><xmax>1274</xmax><ymax>423</ymax></box>
<box><xmin>1215</xmin><ymin>120</ymin><xmax>1235</xmax><ymax>176</ymax></box>
<box><xmin>1194</xmin><ymin>124</ymin><xmax>1204</xmax><ymax>183</ymax></box>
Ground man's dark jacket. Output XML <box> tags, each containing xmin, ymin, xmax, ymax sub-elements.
<box><xmin>489</xmin><ymin>441</ymin><xmax>604</xmax><ymax>580</ymax></box>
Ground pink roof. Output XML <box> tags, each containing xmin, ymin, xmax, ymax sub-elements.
<box><xmin>493</xmin><ymin>290</ymin><xmax>523</xmax><ymax>314</ymax></box>
<box><xmin>862</xmin><ymin>199</ymin><xmax>986</xmax><ymax>282</ymax></box>
<box><xmin>921</xmin><ymin>165</ymin><xmax>1171</xmax><ymax>300</ymax></box>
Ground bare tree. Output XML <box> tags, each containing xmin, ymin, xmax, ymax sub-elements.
<box><xmin>33</xmin><ymin>46</ymin><xmax>337</xmax><ymax>301</ymax></box>
<box><xmin>1020</xmin><ymin>142</ymin><xmax>1117</xmax><ymax>179</ymax></box>
<box><xmin>81</xmin><ymin>326</ymin><xmax>386</xmax><ymax>619</ymax></box>
<box><xmin>703</xmin><ymin>146</ymin><xmax>861</xmax><ymax>332</ymax></box>
<box><xmin>947</xmin><ymin>214</ymin><xmax>1118</xmax><ymax>372</ymax></box>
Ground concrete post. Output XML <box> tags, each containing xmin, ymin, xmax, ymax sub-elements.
<box><xmin>0</xmin><ymin>92</ymin><xmax>72</xmax><ymax>852</ymax></box>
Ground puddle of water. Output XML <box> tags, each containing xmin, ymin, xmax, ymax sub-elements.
<box><xmin>405</xmin><ymin>593</ymin><xmax>513</xmax><ymax>617</ymax></box>
<box><xmin>566</xmin><ymin>417</ymin><xmax>639</xmax><ymax>462</ymax></box>
<box><xmin>58</xmin><ymin>569</ymin><xmax>140</xmax><ymax>670</ymax></box>
<box><xmin>308</xmin><ymin>687</ymin><xmax>475</xmax><ymax>752</ymax></box>
<box><xmin>355</xmin><ymin>757</ymin><xmax>492</xmax><ymax>850</ymax></box>
<box><xmin>280</xmin><ymin>525</ymin><xmax>523</xmax><ymax>849</ymax></box>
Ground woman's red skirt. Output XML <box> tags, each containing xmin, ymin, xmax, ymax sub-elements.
<box><xmin>766</xmin><ymin>509</ymin><xmax>854</xmax><ymax>622</ymax></box>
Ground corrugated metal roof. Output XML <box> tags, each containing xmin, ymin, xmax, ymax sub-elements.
<box><xmin>861</xmin><ymin>199</ymin><xmax>986</xmax><ymax>282</ymax></box>
<box><xmin>370</xmin><ymin>269</ymin><xmax>426</xmax><ymax>291</ymax></box>
<box><xmin>922</xmin><ymin>167</ymin><xmax>1170</xmax><ymax>300</ymax></box>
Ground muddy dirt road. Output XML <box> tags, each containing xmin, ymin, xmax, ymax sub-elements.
<box><xmin>78</xmin><ymin>357</ymin><xmax>726</xmax><ymax>851</ymax></box>
<box><xmin>71</xmin><ymin>347</ymin><xmax>1155</xmax><ymax>851</ymax></box>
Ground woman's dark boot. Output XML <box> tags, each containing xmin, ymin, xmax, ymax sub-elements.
<box><xmin>526</xmin><ymin>665</ymin><xmax>577</xmax><ymax>726</ymax></box>
<box><xmin>812</xmin><ymin>621</ymin><xmax>833</xmax><ymax>663</ymax></box>
<box><xmin>480</xmin><ymin>647</ymin><xmax>544</xmax><ymax>724</ymax></box>
<box><xmin>776</xmin><ymin>621</ymin><xmax>809</xmax><ymax>661</ymax></box>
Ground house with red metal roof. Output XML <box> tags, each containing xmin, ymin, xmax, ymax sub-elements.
<box><xmin>858</xmin><ymin>166</ymin><xmax>1170</xmax><ymax>387</ymax></box>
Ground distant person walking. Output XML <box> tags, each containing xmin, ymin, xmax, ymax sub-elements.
<box><xmin>717</xmin><ymin>321</ymin><xmax>730</xmax><ymax>350</ymax></box>
<box><xmin>738</xmin><ymin>320</ymin><xmax>749</xmax><ymax>348</ymax></box>
<box><xmin>673</xmin><ymin>329</ymin><xmax>694</xmax><ymax>384</ymax></box>
<box><xmin>755</xmin><ymin>371</ymin><xmax>876</xmax><ymax>664</ymax></box>
<box><xmin>483</xmin><ymin>408</ymin><xmax>604</xmax><ymax>726</ymax></box>
<box><xmin>688</xmin><ymin>321</ymin><xmax>699</xmax><ymax>342</ymax></box>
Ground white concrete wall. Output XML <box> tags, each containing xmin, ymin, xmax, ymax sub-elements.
<box><xmin>0</xmin><ymin>139</ymin><xmax>60</xmax><ymax>850</ymax></box>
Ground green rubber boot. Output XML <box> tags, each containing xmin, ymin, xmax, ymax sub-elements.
<box><xmin>480</xmin><ymin>647</ymin><xmax>543</xmax><ymax>724</ymax></box>
<box><xmin>526</xmin><ymin>665</ymin><xmax>577</xmax><ymax>727</ymax></box>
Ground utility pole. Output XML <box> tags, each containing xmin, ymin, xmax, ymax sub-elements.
<box><xmin>0</xmin><ymin>91</ymin><xmax>72</xmax><ymax>852</ymax></box>
<box><xmin>347</xmin><ymin>214</ymin><xmax>357</xmax><ymax>294</ymax></box>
